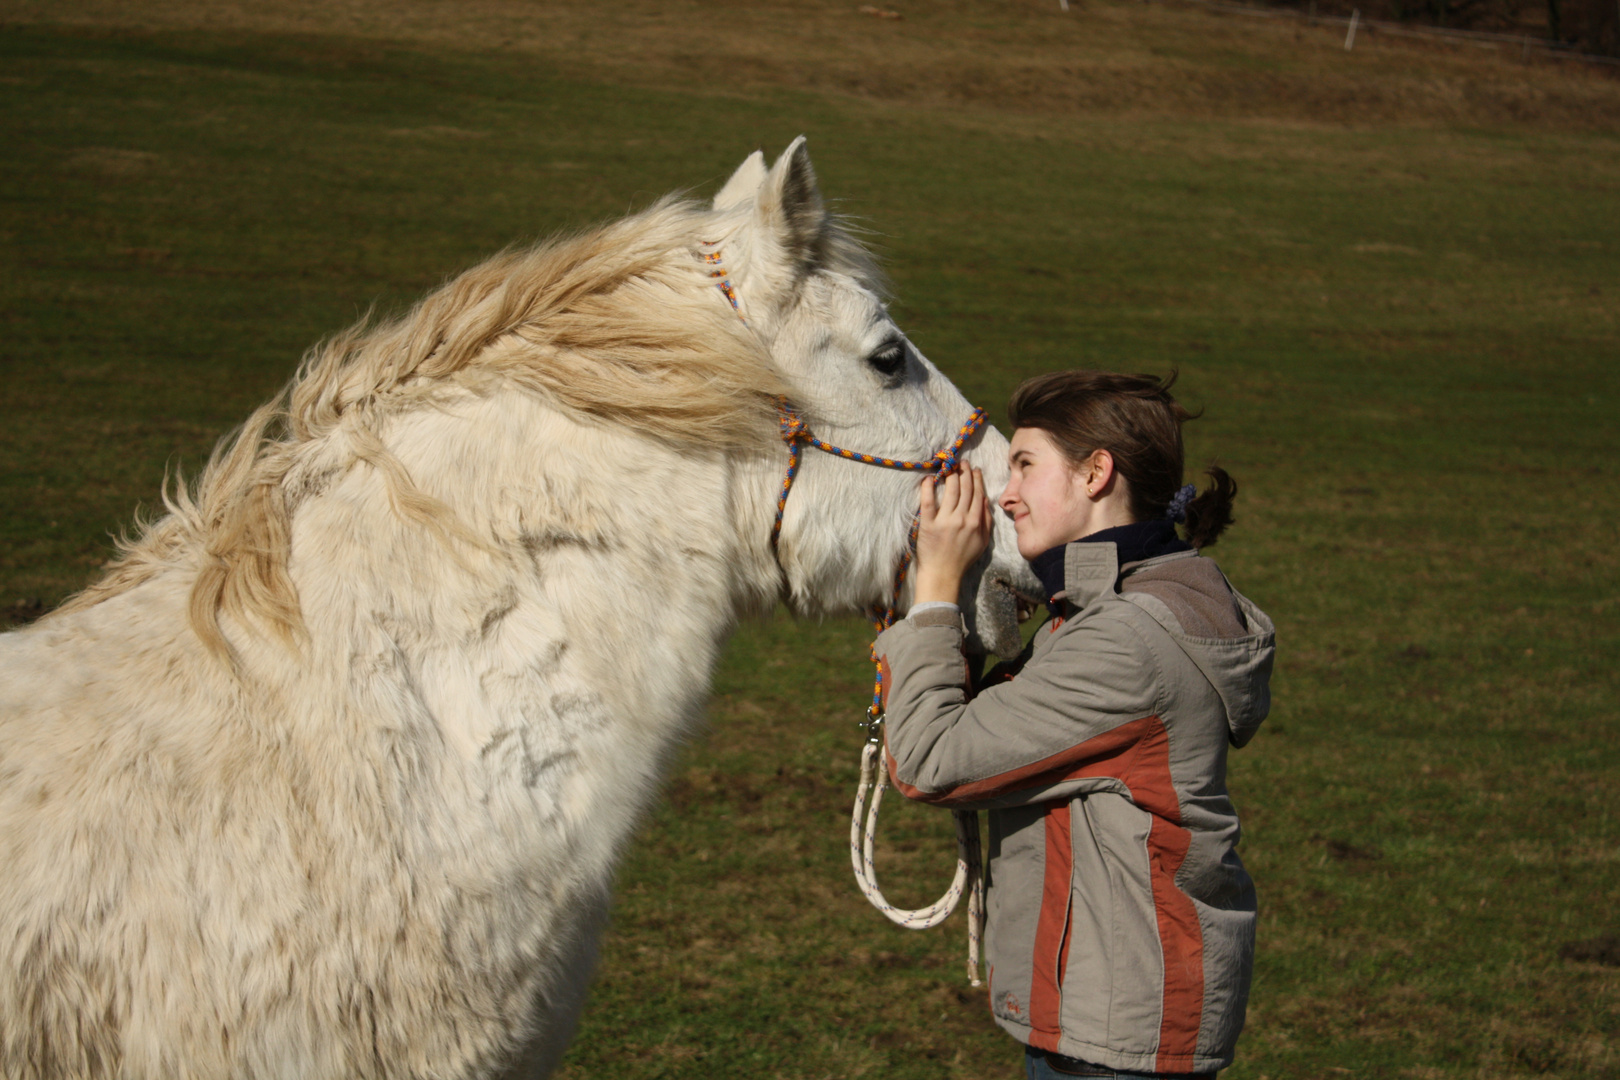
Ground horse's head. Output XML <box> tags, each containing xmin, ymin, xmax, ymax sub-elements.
<box><xmin>706</xmin><ymin>138</ymin><xmax>1039</xmax><ymax>658</ymax></box>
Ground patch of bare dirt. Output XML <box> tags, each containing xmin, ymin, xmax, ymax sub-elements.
<box><xmin>1559</xmin><ymin>933</ymin><xmax>1620</xmax><ymax>966</ymax></box>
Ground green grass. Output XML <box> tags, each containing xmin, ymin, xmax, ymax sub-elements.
<box><xmin>2</xmin><ymin>17</ymin><xmax>1617</xmax><ymax>1079</ymax></box>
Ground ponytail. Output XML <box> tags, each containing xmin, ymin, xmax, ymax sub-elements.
<box><xmin>1181</xmin><ymin>466</ymin><xmax>1237</xmax><ymax>549</ymax></box>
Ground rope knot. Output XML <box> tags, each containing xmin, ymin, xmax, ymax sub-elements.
<box><xmin>930</xmin><ymin>408</ymin><xmax>988</xmax><ymax>482</ymax></box>
<box><xmin>777</xmin><ymin>400</ymin><xmax>809</xmax><ymax>442</ymax></box>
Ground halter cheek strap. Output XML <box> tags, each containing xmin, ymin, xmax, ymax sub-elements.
<box><xmin>702</xmin><ymin>249</ymin><xmax>746</xmax><ymax>322</ymax></box>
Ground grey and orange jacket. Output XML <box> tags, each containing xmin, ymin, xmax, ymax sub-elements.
<box><xmin>874</xmin><ymin>541</ymin><xmax>1275</xmax><ymax>1075</ymax></box>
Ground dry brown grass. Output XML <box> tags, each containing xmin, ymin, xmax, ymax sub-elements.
<box><xmin>5</xmin><ymin>0</ymin><xmax>1619</xmax><ymax>130</ymax></box>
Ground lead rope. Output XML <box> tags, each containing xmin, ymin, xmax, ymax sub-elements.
<box><xmin>704</xmin><ymin>240</ymin><xmax>987</xmax><ymax>985</ymax></box>
<box><xmin>774</xmin><ymin>400</ymin><xmax>989</xmax><ymax>987</ymax></box>
<box><xmin>851</xmin><ymin>742</ymin><xmax>986</xmax><ymax>986</ymax></box>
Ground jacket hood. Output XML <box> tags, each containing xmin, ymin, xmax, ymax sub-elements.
<box><xmin>1178</xmin><ymin>584</ymin><xmax>1274</xmax><ymax>748</ymax></box>
<box><xmin>1061</xmin><ymin>543</ymin><xmax>1275</xmax><ymax>748</ymax></box>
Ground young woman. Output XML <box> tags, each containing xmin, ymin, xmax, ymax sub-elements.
<box><xmin>874</xmin><ymin>371</ymin><xmax>1275</xmax><ymax>1079</ymax></box>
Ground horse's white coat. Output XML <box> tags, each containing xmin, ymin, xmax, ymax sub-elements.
<box><xmin>0</xmin><ymin>140</ymin><xmax>1037</xmax><ymax>1079</ymax></box>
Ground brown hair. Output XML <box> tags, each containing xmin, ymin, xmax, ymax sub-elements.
<box><xmin>1006</xmin><ymin>370</ymin><xmax>1237</xmax><ymax>549</ymax></box>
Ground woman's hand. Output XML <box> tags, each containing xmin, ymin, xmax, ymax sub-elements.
<box><xmin>913</xmin><ymin>466</ymin><xmax>992</xmax><ymax>605</ymax></box>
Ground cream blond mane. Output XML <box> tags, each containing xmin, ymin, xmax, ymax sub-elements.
<box><xmin>58</xmin><ymin>195</ymin><xmax>877</xmax><ymax>657</ymax></box>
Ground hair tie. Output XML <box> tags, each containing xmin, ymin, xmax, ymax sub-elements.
<box><xmin>1165</xmin><ymin>483</ymin><xmax>1197</xmax><ymax>524</ymax></box>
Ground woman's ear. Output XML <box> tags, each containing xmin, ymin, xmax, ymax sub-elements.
<box><xmin>1084</xmin><ymin>450</ymin><xmax>1117</xmax><ymax>498</ymax></box>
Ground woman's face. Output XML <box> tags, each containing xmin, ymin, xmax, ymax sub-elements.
<box><xmin>1000</xmin><ymin>428</ymin><xmax>1097</xmax><ymax>560</ymax></box>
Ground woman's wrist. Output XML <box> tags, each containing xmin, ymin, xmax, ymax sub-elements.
<box><xmin>913</xmin><ymin>565</ymin><xmax>965</xmax><ymax>605</ymax></box>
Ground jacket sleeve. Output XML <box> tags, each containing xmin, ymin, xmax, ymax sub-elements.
<box><xmin>875</xmin><ymin>612</ymin><xmax>1164</xmax><ymax>810</ymax></box>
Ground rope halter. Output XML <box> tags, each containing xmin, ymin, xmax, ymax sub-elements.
<box><xmin>773</xmin><ymin>400</ymin><xmax>989</xmax><ymax>719</ymax></box>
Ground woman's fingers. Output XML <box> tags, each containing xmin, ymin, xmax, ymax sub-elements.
<box><xmin>945</xmin><ymin>469</ymin><xmax>967</xmax><ymax>515</ymax></box>
<box><xmin>967</xmin><ymin>468</ymin><xmax>990</xmax><ymax>546</ymax></box>
<box><xmin>918</xmin><ymin>473</ymin><xmax>939</xmax><ymax>520</ymax></box>
<box><xmin>924</xmin><ymin>467</ymin><xmax>982</xmax><ymax>524</ymax></box>
<box><xmin>913</xmin><ymin>467</ymin><xmax>992</xmax><ymax>603</ymax></box>
<box><xmin>920</xmin><ymin>467</ymin><xmax>988</xmax><ymax>533</ymax></box>
<box><xmin>964</xmin><ymin>466</ymin><xmax>985</xmax><ymax>526</ymax></box>
<box><xmin>933</xmin><ymin>470</ymin><xmax>952</xmax><ymax>512</ymax></box>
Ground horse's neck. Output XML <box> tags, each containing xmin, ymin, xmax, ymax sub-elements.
<box><xmin>278</xmin><ymin>392</ymin><xmax>780</xmax><ymax>759</ymax></box>
<box><xmin>20</xmin><ymin>390</ymin><xmax>789</xmax><ymax>834</ymax></box>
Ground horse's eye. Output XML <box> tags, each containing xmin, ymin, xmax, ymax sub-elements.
<box><xmin>867</xmin><ymin>343</ymin><xmax>907</xmax><ymax>379</ymax></box>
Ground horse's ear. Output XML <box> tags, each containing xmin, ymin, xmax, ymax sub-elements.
<box><xmin>714</xmin><ymin>150</ymin><xmax>768</xmax><ymax>210</ymax></box>
<box><xmin>758</xmin><ymin>136</ymin><xmax>829</xmax><ymax>271</ymax></box>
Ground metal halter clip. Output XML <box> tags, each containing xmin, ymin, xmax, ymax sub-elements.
<box><xmin>861</xmin><ymin>715</ymin><xmax>885</xmax><ymax>744</ymax></box>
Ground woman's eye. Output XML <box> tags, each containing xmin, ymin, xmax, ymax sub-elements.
<box><xmin>867</xmin><ymin>344</ymin><xmax>907</xmax><ymax>378</ymax></box>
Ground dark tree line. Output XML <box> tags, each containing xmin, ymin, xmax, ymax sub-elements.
<box><xmin>1288</xmin><ymin>0</ymin><xmax>1619</xmax><ymax>52</ymax></box>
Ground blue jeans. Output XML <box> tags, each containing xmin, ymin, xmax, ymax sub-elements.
<box><xmin>1025</xmin><ymin>1046</ymin><xmax>1209</xmax><ymax>1080</ymax></box>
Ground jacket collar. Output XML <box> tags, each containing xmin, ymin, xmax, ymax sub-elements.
<box><xmin>1086</xmin><ymin>519</ymin><xmax>1192</xmax><ymax>566</ymax></box>
<box><xmin>1028</xmin><ymin>545</ymin><xmax>1070</xmax><ymax>604</ymax></box>
<box><xmin>1032</xmin><ymin>520</ymin><xmax>1195</xmax><ymax>610</ymax></box>
<box><xmin>1063</xmin><ymin>545</ymin><xmax>1201</xmax><ymax>606</ymax></box>
<box><xmin>1061</xmin><ymin>543</ymin><xmax>1121</xmax><ymax>609</ymax></box>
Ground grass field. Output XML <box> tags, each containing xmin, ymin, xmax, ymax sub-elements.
<box><xmin>2</xmin><ymin>2</ymin><xmax>1618</xmax><ymax>1077</ymax></box>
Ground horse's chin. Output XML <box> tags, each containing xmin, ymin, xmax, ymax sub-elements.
<box><xmin>963</xmin><ymin>575</ymin><xmax>1026</xmax><ymax>660</ymax></box>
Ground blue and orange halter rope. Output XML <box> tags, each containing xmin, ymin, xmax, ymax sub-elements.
<box><xmin>774</xmin><ymin>400</ymin><xmax>989</xmax><ymax>723</ymax></box>
<box><xmin>703</xmin><ymin>242</ymin><xmax>988</xmax><ymax>724</ymax></box>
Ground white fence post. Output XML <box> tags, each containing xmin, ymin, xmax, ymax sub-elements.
<box><xmin>1345</xmin><ymin>8</ymin><xmax>1361</xmax><ymax>48</ymax></box>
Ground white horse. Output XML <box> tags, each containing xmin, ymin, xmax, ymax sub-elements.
<box><xmin>0</xmin><ymin>139</ymin><xmax>1036</xmax><ymax>1080</ymax></box>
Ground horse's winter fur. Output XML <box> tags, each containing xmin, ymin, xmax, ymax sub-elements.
<box><xmin>0</xmin><ymin>139</ymin><xmax>1037</xmax><ymax>1079</ymax></box>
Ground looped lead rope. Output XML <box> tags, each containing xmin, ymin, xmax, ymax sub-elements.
<box><xmin>851</xmin><ymin>740</ymin><xmax>985</xmax><ymax>986</ymax></box>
